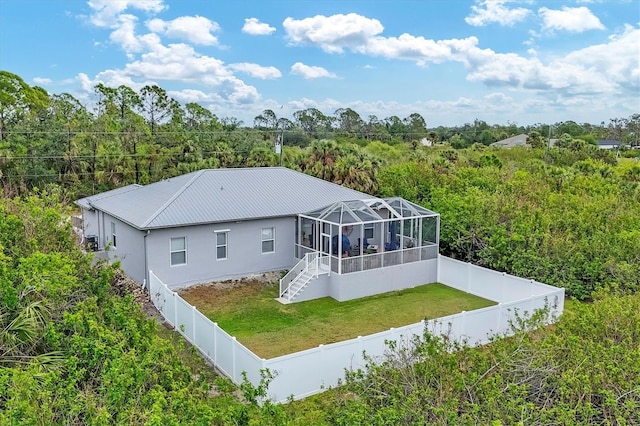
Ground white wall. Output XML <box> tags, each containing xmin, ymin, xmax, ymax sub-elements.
<box><xmin>147</xmin><ymin>217</ymin><xmax>296</xmax><ymax>288</ymax></box>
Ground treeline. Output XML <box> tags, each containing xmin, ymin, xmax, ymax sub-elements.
<box><xmin>378</xmin><ymin>147</ymin><xmax>640</xmax><ymax>299</ymax></box>
<box><xmin>1</xmin><ymin>69</ymin><xmax>638</xmax><ymax>197</ymax></box>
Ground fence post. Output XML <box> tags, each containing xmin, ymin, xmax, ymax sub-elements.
<box><xmin>232</xmin><ymin>336</ymin><xmax>237</xmax><ymax>383</ymax></box>
<box><xmin>466</xmin><ymin>262</ymin><xmax>472</xmax><ymax>292</ymax></box>
<box><xmin>173</xmin><ymin>292</ymin><xmax>178</xmax><ymax>329</ymax></box>
<box><xmin>460</xmin><ymin>311</ymin><xmax>466</xmax><ymax>346</ymax></box>
<box><xmin>213</xmin><ymin>322</ymin><xmax>218</xmax><ymax>364</ymax></box>
<box><xmin>192</xmin><ymin>305</ymin><xmax>197</xmax><ymax>344</ymax></box>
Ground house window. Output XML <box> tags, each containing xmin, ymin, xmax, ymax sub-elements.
<box><xmin>215</xmin><ymin>231</ymin><xmax>228</xmax><ymax>260</ymax></box>
<box><xmin>170</xmin><ymin>237</ymin><xmax>187</xmax><ymax>266</ymax></box>
<box><xmin>364</xmin><ymin>224</ymin><xmax>374</xmax><ymax>240</ymax></box>
<box><xmin>261</xmin><ymin>227</ymin><xmax>275</xmax><ymax>253</ymax></box>
<box><xmin>111</xmin><ymin>222</ymin><xmax>117</xmax><ymax>248</ymax></box>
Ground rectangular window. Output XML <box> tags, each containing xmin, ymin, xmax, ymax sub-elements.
<box><xmin>111</xmin><ymin>222</ymin><xmax>117</xmax><ymax>248</ymax></box>
<box><xmin>261</xmin><ymin>227</ymin><xmax>275</xmax><ymax>253</ymax></box>
<box><xmin>216</xmin><ymin>231</ymin><xmax>227</xmax><ymax>260</ymax></box>
<box><xmin>364</xmin><ymin>224</ymin><xmax>374</xmax><ymax>240</ymax></box>
<box><xmin>170</xmin><ymin>237</ymin><xmax>187</xmax><ymax>266</ymax></box>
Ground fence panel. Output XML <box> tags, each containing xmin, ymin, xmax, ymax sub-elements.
<box><xmin>265</xmin><ymin>349</ymin><xmax>325</xmax><ymax>402</ymax></box>
<box><xmin>438</xmin><ymin>256</ymin><xmax>469</xmax><ymax>292</ymax></box>
<box><xmin>175</xmin><ymin>297</ymin><xmax>195</xmax><ymax>343</ymax></box>
<box><xmin>213</xmin><ymin>331</ymin><xmax>236</xmax><ymax>379</ymax></box>
<box><xmin>468</xmin><ymin>264</ymin><xmax>504</xmax><ymax>301</ymax></box>
<box><xmin>460</xmin><ymin>306</ymin><xmax>501</xmax><ymax>345</ymax></box>
<box><xmin>193</xmin><ymin>310</ymin><xmax>217</xmax><ymax>363</ymax></box>
<box><xmin>233</xmin><ymin>345</ymin><xmax>264</xmax><ymax>385</ymax></box>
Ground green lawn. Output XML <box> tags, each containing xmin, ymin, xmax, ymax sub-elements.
<box><xmin>180</xmin><ymin>282</ymin><xmax>495</xmax><ymax>359</ymax></box>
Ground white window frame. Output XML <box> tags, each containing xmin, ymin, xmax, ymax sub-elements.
<box><xmin>110</xmin><ymin>222</ymin><xmax>117</xmax><ymax>248</ymax></box>
<box><xmin>261</xmin><ymin>227</ymin><xmax>275</xmax><ymax>254</ymax></box>
<box><xmin>170</xmin><ymin>237</ymin><xmax>187</xmax><ymax>266</ymax></box>
<box><xmin>214</xmin><ymin>230</ymin><xmax>229</xmax><ymax>260</ymax></box>
<box><xmin>364</xmin><ymin>223</ymin><xmax>374</xmax><ymax>240</ymax></box>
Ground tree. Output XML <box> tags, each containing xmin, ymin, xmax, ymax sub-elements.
<box><xmin>403</xmin><ymin>112</ymin><xmax>427</xmax><ymax>141</ymax></box>
<box><xmin>0</xmin><ymin>71</ymin><xmax>49</xmax><ymax>141</ymax></box>
<box><xmin>139</xmin><ymin>85</ymin><xmax>177</xmax><ymax>136</ymax></box>
<box><xmin>293</xmin><ymin>108</ymin><xmax>333</xmax><ymax>138</ymax></box>
<box><xmin>527</xmin><ymin>130</ymin><xmax>546</xmax><ymax>149</ymax></box>
<box><xmin>334</xmin><ymin>108</ymin><xmax>363</xmax><ymax>136</ymax></box>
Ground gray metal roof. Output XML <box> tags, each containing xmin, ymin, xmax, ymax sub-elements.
<box><xmin>75</xmin><ymin>184</ymin><xmax>142</xmax><ymax>209</ymax></box>
<box><xmin>81</xmin><ymin>167</ymin><xmax>374</xmax><ymax>229</ymax></box>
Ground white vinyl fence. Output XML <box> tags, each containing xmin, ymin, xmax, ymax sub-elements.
<box><xmin>148</xmin><ymin>255</ymin><xmax>564</xmax><ymax>403</ymax></box>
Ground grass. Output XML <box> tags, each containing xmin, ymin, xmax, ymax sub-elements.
<box><xmin>180</xmin><ymin>282</ymin><xmax>495</xmax><ymax>359</ymax></box>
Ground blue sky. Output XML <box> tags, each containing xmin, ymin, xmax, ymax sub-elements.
<box><xmin>1</xmin><ymin>0</ymin><xmax>638</xmax><ymax>127</ymax></box>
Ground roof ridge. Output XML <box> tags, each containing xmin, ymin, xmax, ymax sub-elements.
<box><xmin>140</xmin><ymin>170</ymin><xmax>205</xmax><ymax>228</ymax></box>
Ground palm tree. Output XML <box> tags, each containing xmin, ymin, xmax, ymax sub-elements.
<box><xmin>1</xmin><ymin>294</ymin><xmax>62</xmax><ymax>369</ymax></box>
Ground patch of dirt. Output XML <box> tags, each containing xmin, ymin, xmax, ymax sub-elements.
<box><xmin>111</xmin><ymin>268</ymin><xmax>164</xmax><ymax>323</ymax></box>
<box><xmin>178</xmin><ymin>271</ymin><xmax>282</xmax><ymax>309</ymax></box>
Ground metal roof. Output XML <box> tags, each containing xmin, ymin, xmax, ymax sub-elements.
<box><xmin>75</xmin><ymin>184</ymin><xmax>142</xmax><ymax>209</ymax></box>
<box><xmin>81</xmin><ymin>167</ymin><xmax>373</xmax><ymax>229</ymax></box>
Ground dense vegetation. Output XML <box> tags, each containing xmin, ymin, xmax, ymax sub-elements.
<box><xmin>0</xmin><ymin>192</ymin><xmax>273</xmax><ymax>424</ymax></box>
<box><xmin>1</xmin><ymin>70</ymin><xmax>639</xmax><ymax>423</ymax></box>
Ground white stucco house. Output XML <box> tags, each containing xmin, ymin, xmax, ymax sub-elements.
<box><xmin>76</xmin><ymin>167</ymin><xmax>440</xmax><ymax>303</ymax></box>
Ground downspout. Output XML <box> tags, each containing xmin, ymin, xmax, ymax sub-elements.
<box><xmin>143</xmin><ymin>230</ymin><xmax>150</xmax><ymax>290</ymax></box>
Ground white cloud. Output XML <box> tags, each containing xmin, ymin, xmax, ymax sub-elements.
<box><xmin>86</xmin><ymin>0</ymin><xmax>165</xmax><ymax>27</ymax></box>
<box><xmin>290</xmin><ymin>62</ymin><xmax>337</xmax><ymax>79</ymax></box>
<box><xmin>228</xmin><ymin>63</ymin><xmax>282</xmax><ymax>79</ymax></box>
<box><xmin>539</xmin><ymin>6</ymin><xmax>605</xmax><ymax>33</ymax></box>
<box><xmin>283</xmin><ymin>13</ymin><xmax>384</xmax><ymax>53</ymax></box>
<box><xmin>460</xmin><ymin>26</ymin><xmax>640</xmax><ymax>97</ymax></box>
<box><xmin>465</xmin><ymin>0</ymin><xmax>531</xmax><ymax>27</ymax></box>
<box><xmin>146</xmin><ymin>16</ymin><xmax>220</xmax><ymax>45</ymax></box>
<box><xmin>33</xmin><ymin>77</ymin><xmax>52</xmax><ymax>85</ymax></box>
<box><xmin>168</xmin><ymin>88</ymin><xmax>214</xmax><ymax>103</ymax></box>
<box><xmin>362</xmin><ymin>34</ymin><xmax>477</xmax><ymax>66</ymax></box>
<box><xmin>242</xmin><ymin>18</ymin><xmax>276</xmax><ymax>35</ymax></box>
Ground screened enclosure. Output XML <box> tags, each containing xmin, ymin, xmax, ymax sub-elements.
<box><xmin>296</xmin><ymin>197</ymin><xmax>439</xmax><ymax>274</ymax></box>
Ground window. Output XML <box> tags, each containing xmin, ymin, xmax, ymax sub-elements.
<box><xmin>364</xmin><ymin>224</ymin><xmax>374</xmax><ymax>240</ymax></box>
<box><xmin>111</xmin><ymin>222</ymin><xmax>117</xmax><ymax>248</ymax></box>
<box><xmin>170</xmin><ymin>237</ymin><xmax>186</xmax><ymax>266</ymax></box>
<box><xmin>261</xmin><ymin>227</ymin><xmax>275</xmax><ymax>253</ymax></box>
<box><xmin>216</xmin><ymin>231</ymin><xmax>228</xmax><ymax>260</ymax></box>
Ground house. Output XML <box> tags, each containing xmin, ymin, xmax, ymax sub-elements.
<box><xmin>76</xmin><ymin>167</ymin><xmax>440</xmax><ymax>303</ymax></box>
<box><xmin>491</xmin><ymin>134</ymin><xmax>528</xmax><ymax>148</ymax></box>
<box><xmin>596</xmin><ymin>139</ymin><xmax>624</xmax><ymax>150</ymax></box>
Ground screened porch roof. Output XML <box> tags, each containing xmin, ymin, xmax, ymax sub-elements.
<box><xmin>300</xmin><ymin>197</ymin><xmax>438</xmax><ymax>226</ymax></box>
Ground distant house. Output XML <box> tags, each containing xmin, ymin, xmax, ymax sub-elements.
<box><xmin>76</xmin><ymin>167</ymin><xmax>440</xmax><ymax>303</ymax></box>
<box><xmin>596</xmin><ymin>139</ymin><xmax>624</xmax><ymax>150</ymax></box>
<box><xmin>491</xmin><ymin>134</ymin><xmax>528</xmax><ymax>148</ymax></box>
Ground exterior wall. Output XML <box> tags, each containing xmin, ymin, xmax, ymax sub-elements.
<box><xmin>147</xmin><ymin>216</ymin><xmax>296</xmax><ymax>288</ymax></box>
<box><xmin>291</xmin><ymin>274</ymin><xmax>331</xmax><ymax>302</ymax></box>
<box><xmin>102</xmin><ymin>213</ymin><xmax>146</xmax><ymax>283</ymax></box>
<box><xmin>328</xmin><ymin>258</ymin><xmax>438</xmax><ymax>301</ymax></box>
<box><xmin>81</xmin><ymin>208</ymin><xmax>99</xmax><ymax>240</ymax></box>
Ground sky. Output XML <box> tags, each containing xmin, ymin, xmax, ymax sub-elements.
<box><xmin>0</xmin><ymin>0</ymin><xmax>639</xmax><ymax>128</ymax></box>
